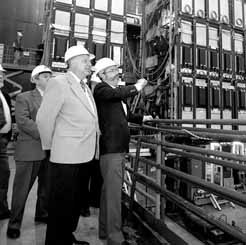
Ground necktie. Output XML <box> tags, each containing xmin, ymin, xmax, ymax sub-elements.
<box><xmin>80</xmin><ymin>80</ymin><xmax>86</xmax><ymax>92</ymax></box>
<box><xmin>80</xmin><ymin>81</ymin><xmax>95</xmax><ymax>113</ymax></box>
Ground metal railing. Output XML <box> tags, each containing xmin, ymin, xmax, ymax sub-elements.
<box><xmin>125</xmin><ymin>119</ymin><xmax>246</xmax><ymax>244</ymax></box>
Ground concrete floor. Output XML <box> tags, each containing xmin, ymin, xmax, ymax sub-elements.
<box><xmin>0</xmin><ymin>152</ymin><xmax>104</xmax><ymax>245</ymax></box>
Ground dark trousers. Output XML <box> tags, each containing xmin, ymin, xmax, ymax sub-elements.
<box><xmin>89</xmin><ymin>159</ymin><xmax>103</xmax><ymax>208</ymax></box>
<box><xmin>45</xmin><ymin>161</ymin><xmax>91</xmax><ymax>245</ymax></box>
<box><xmin>0</xmin><ymin>139</ymin><xmax>10</xmax><ymax>215</ymax></box>
<box><xmin>8</xmin><ymin>158</ymin><xmax>50</xmax><ymax>230</ymax></box>
<box><xmin>81</xmin><ymin>159</ymin><xmax>103</xmax><ymax>209</ymax></box>
<box><xmin>99</xmin><ymin>153</ymin><xmax>125</xmax><ymax>245</ymax></box>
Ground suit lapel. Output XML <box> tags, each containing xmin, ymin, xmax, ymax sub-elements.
<box><xmin>86</xmin><ymin>85</ymin><xmax>98</xmax><ymax>114</ymax></box>
<box><xmin>65</xmin><ymin>73</ymin><xmax>97</xmax><ymax>118</ymax></box>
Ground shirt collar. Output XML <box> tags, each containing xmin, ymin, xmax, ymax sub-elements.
<box><xmin>69</xmin><ymin>71</ymin><xmax>87</xmax><ymax>84</ymax></box>
<box><xmin>69</xmin><ymin>71</ymin><xmax>80</xmax><ymax>83</ymax></box>
<box><xmin>36</xmin><ymin>87</ymin><xmax>44</xmax><ymax>97</ymax></box>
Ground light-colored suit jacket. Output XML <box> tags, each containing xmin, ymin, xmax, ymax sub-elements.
<box><xmin>36</xmin><ymin>72</ymin><xmax>100</xmax><ymax>164</ymax></box>
<box><xmin>14</xmin><ymin>89</ymin><xmax>46</xmax><ymax>161</ymax></box>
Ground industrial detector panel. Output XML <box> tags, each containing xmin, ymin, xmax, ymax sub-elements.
<box><xmin>182</xmin><ymin>77</ymin><xmax>193</xmax><ymax>127</ymax></box>
<box><xmin>182</xmin><ymin>108</ymin><xmax>193</xmax><ymax>127</ymax></box>
<box><xmin>237</xmin><ymin>83</ymin><xmax>246</xmax><ymax>131</ymax></box>
<box><xmin>210</xmin><ymin>80</ymin><xmax>221</xmax><ymax>129</ymax></box>
<box><xmin>196</xmin><ymin>109</ymin><xmax>207</xmax><ymax>128</ymax></box>
<box><xmin>222</xmin><ymin>110</ymin><xmax>232</xmax><ymax>130</ymax></box>
<box><xmin>205</xmin><ymin>142</ymin><xmax>223</xmax><ymax>186</ymax></box>
<box><xmin>211</xmin><ymin>109</ymin><xmax>221</xmax><ymax>129</ymax></box>
<box><xmin>238</xmin><ymin>112</ymin><xmax>246</xmax><ymax>131</ymax></box>
<box><xmin>222</xmin><ymin>82</ymin><xmax>233</xmax><ymax>130</ymax></box>
<box><xmin>231</xmin><ymin>142</ymin><xmax>246</xmax><ymax>189</ymax></box>
<box><xmin>195</xmin><ymin>79</ymin><xmax>207</xmax><ymax>128</ymax></box>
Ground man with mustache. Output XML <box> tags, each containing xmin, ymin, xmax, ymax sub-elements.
<box><xmin>93</xmin><ymin>58</ymin><xmax>151</xmax><ymax>245</ymax></box>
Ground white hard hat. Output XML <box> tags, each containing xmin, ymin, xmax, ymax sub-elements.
<box><xmin>64</xmin><ymin>45</ymin><xmax>95</xmax><ymax>63</ymax></box>
<box><xmin>0</xmin><ymin>64</ymin><xmax>6</xmax><ymax>72</ymax></box>
<box><xmin>92</xmin><ymin>58</ymin><xmax>118</xmax><ymax>75</ymax></box>
<box><xmin>31</xmin><ymin>65</ymin><xmax>52</xmax><ymax>81</ymax></box>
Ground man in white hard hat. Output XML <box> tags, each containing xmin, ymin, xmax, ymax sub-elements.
<box><xmin>37</xmin><ymin>45</ymin><xmax>99</xmax><ymax>245</ymax></box>
<box><xmin>7</xmin><ymin>65</ymin><xmax>52</xmax><ymax>239</ymax></box>
<box><xmin>0</xmin><ymin>64</ymin><xmax>12</xmax><ymax>222</ymax></box>
<box><xmin>93</xmin><ymin>57</ymin><xmax>152</xmax><ymax>245</ymax></box>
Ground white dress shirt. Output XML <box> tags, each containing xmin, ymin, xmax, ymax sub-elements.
<box><xmin>37</xmin><ymin>87</ymin><xmax>44</xmax><ymax>97</ymax></box>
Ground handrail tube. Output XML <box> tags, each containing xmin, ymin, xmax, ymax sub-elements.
<box><xmin>162</xmin><ymin>147</ymin><xmax>246</xmax><ymax>172</ymax></box>
<box><xmin>130</xmin><ymin>139</ymin><xmax>157</xmax><ymax>150</ymax></box>
<box><xmin>141</xmin><ymin>137</ymin><xmax>246</xmax><ymax>163</ymax></box>
<box><xmin>136</xmin><ymin>156</ymin><xmax>246</xmax><ymax>207</ymax></box>
<box><xmin>134</xmin><ymin>171</ymin><xmax>246</xmax><ymax>243</ymax></box>
<box><xmin>144</xmin><ymin>119</ymin><xmax>246</xmax><ymax>125</ymax></box>
<box><xmin>164</xmin><ymin>141</ymin><xmax>246</xmax><ymax>163</ymax></box>
<box><xmin>156</xmin><ymin>124</ymin><xmax>246</xmax><ymax>136</ymax></box>
<box><xmin>142</xmin><ymin>125</ymin><xmax>246</xmax><ymax>142</ymax></box>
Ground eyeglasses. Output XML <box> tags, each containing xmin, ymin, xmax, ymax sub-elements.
<box><xmin>104</xmin><ymin>67</ymin><xmax>118</xmax><ymax>74</ymax></box>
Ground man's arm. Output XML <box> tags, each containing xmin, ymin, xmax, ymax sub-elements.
<box><xmin>36</xmin><ymin>78</ymin><xmax>64</xmax><ymax>150</ymax></box>
<box><xmin>94</xmin><ymin>83</ymin><xmax>138</xmax><ymax>101</ymax></box>
<box><xmin>15</xmin><ymin>94</ymin><xmax>40</xmax><ymax>139</ymax></box>
<box><xmin>94</xmin><ymin>78</ymin><xmax>148</xmax><ymax>101</ymax></box>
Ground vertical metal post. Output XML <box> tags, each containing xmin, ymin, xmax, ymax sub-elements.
<box><xmin>140</xmin><ymin>0</ymin><xmax>146</xmax><ymax>77</ymax></box>
<box><xmin>169</xmin><ymin>0</ymin><xmax>173</xmax><ymax>119</ymax></box>
<box><xmin>128</xmin><ymin>137</ymin><xmax>141</xmax><ymax>221</ymax></box>
<box><xmin>155</xmin><ymin>132</ymin><xmax>162</xmax><ymax>219</ymax></box>
<box><xmin>173</xmin><ymin>0</ymin><xmax>178</xmax><ymax>119</ymax></box>
<box><xmin>160</xmin><ymin>134</ymin><xmax>166</xmax><ymax>220</ymax></box>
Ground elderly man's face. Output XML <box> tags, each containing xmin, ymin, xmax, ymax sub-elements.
<box><xmin>0</xmin><ymin>71</ymin><xmax>4</xmax><ymax>88</ymax></box>
<box><xmin>71</xmin><ymin>55</ymin><xmax>92</xmax><ymax>79</ymax></box>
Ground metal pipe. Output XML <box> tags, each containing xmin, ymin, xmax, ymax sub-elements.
<box><xmin>144</xmin><ymin>118</ymin><xmax>246</xmax><ymax>125</ymax></box>
<box><xmin>142</xmin><ymin>124</ymin><xmax>246</xmax><ymax>142</ymax></box>
<box><xmin>156</xmin><ymin>124</ymin><xmax>246</xmax><ymax>136</ymax></box>
<box><xmin>162</xmin><ymin>147</ymin><xmax>246</xmax><ymax>172</ymax></box>
<box><xmin>135</xmin><ymin>172</ymin><xmax>246</xmax><ymax>243</ymax></box>
<box><xmin>137</xmin><ymin>157</ymin><xmax>246</xmax><ymax>207</ymax></box>
<box><xmin>141</xmin><ymin>137</ymin><xmax>246</xmax><ymax>163</ymax></box>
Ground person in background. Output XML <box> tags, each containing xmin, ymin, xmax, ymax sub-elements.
<box><xmin>13</xmin><ymin>31</ymin><xmax>23</xmax><ymax>65</ymax></box>
<box><xmin>93</xmin><ymin>58</ymin><xmax>152</xmax><ymax>245</ymax></box>
<box><xmin>37</xmin><ymin>45</ymin><xmax>100</xmax><ymax>245</ymax></box>
<box><xmin>7</xmin><ymin>65</ymin><xmax>52</xmax><ymax>239</ymax></box>
<box><xmin>0</xmin><ymin>64</ymin><xmax>12</xmax><ymax>221</ymax></box>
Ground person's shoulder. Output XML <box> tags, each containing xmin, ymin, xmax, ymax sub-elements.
<box><xmin>16</xmin><ymin>90</ymin><xmax>32</xmax><ymax>100</ymax></box>
<box><xmin>47</xmin><ymin>74</ymin><xmax>68</xmax><ymax>88</ymax></box>
<box><xmin>94</xmin><ymin>81</ymin><xmax>107</xmax><ymax>89</ymax></box>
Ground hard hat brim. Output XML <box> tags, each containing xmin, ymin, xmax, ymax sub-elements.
<box><xmin>92</xmin><ymin>64</ymin><xmax>119</xmax><ymax>75</ymax></box>
<box><xmin>65</xmin><ymin>53</ymin><xmax>95</xmax><ymax>63</ymax></box>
